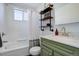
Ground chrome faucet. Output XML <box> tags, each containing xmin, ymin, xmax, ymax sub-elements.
<box><xmin>61</xmin><ymin>27</ymin><xmax>66</xmax><ymax>34</ymax></box>
<box><xmin>0</xmin><ymin>32</ymin><xmax>7</xmax><ymax>44</ymax></box>
<box><xmin>61</xmin><ymin>27</ymin><xmax>71</xmax><ymax>36</ymax></box>
<box><xmin>61</xmin><ymin>27</ymin><xmax>67</xmax><ymax>36</ymax></box>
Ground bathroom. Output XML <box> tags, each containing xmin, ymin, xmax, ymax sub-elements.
<box><xmin>0</xmin><ymin>3</ymin><xmax>79</xmax><ymax>56</ymax></box>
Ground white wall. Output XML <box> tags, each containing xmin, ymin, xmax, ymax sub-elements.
<box><xmin>30</xmin><ymin>11</ymin><xmax>40</xmax><ymax>39</ymax></box>
<box><xmin>4</xmin><ymin>4</ymin><xmax>31</xmax><ymax>42</ymax></box>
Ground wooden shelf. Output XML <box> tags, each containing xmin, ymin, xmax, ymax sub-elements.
<box><xmin>41</xmin><ymin>16</ymin><xmax>53</xmax><ymax>21</ymax></box>
<box><xmin>40</xmin><ymin>7</ymin><xmax>53</xmax><ymax>14</ymax></box>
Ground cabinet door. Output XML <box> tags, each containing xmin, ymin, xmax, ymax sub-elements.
<box><xmin>41</xmin><ymin>44</ymin><xmax>54</xmax><ymax>56</ymax></box>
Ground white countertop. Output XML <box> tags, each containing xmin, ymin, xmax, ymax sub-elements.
<box><xmin>41</xmin><ymin>35</ymin><xmax>79</xmax><ymax>48</ymax></box>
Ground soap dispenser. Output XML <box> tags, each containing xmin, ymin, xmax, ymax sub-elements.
<box><xmin>55</xmin><ymin>28</ymin><xmax>59</xmax><ymax>36</ymax></box>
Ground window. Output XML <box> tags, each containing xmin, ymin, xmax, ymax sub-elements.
<box><xmin>13</xmin><ymin>8</ymin><xmax>29</xmax><ymax>21</ymax></box>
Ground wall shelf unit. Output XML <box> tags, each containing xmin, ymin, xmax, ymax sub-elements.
<box><xmin>40</xmin><ymin>4</ymin><xmax>54</xmax><ymax>31</ymax></box>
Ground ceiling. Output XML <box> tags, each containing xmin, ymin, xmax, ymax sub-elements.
<box><xmin>10</xmin><ymin>3</ymin><xmax>68</xmax><ymax>11</ymax></box>
<box><xmin>11</xmin><ymin>3</ymin><xmax>42</xmax><ymax>10</ymax></box>
<box><xmin>54</xmin><ymin>3</ymin><xmax>68</xmax><ymax>10</ymax></box>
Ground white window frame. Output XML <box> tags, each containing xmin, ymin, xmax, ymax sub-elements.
<box><xmin>13</xmin><ymin>7</ymin><xmax>29</xmax><ymax>21</ymax></box>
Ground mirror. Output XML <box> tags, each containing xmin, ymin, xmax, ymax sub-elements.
<box><xmin>54</xmin><ymin>3</ymin><xmax>79</xmax><ymax>25</ymax></box>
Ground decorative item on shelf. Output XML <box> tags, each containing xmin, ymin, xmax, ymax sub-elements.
<box><xmin>48</xmin><ymin>3</ymin><xmax>53</xmax><ymax>7</ymax></box>
<box><xmin>44</xmin><ymin>11</ymin><xmax>50</xmax><ymax>18</ymax></box>
<box><xmin>40</xmin><ymin>3</ymin><xmax>54</xmax><ymax>31</ymax></box>
<box><xmin>47</xmin><ymin>23</ymin><xmax>51</xmax><ymax>26</ymax></box>
<box><xmin>51</xmin><ymin>29</ymin><xmax>54</xmax><ymax>32</ymax></box>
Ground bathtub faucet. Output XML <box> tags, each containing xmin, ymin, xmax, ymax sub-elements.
<box><xmin>0</xmin><ymin>33</ymin><xmax>2</xmax><ymax>47</ymax></box>
<box><xmin>2</xmin><ymin>41</ymin><xmax>8</xmax><ymax>43</ymax></box>
<box><xmin>0</xmin><ymin>32</ymin><xmax>6</xmax><ymax>47</ymax></box>
<box><xmin>2</xmin><ymin>32</ymin><xmax>5</xmax><ymax>37</ymax></box>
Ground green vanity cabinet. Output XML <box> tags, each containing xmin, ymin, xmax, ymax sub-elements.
<box><xmin>41</xmin><ymin>37</ymin><xmax>79</xmax><ymax>56</ymax></box>
<box><xmin>41</xmin><ymin>44</ymin><xmax>54</xmax><ymax>56</ymax></box>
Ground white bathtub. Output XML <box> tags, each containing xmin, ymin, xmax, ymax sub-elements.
<box><xmin>0</xmin><ymin>36</ymin><xmax>29</xmax><ymax>56</ymax></box>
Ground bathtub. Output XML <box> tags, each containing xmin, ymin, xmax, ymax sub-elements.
<box><xmin>0</xmin><ymin>35</ymin><xmax>29</xmax><ymax>56</ymax></box>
